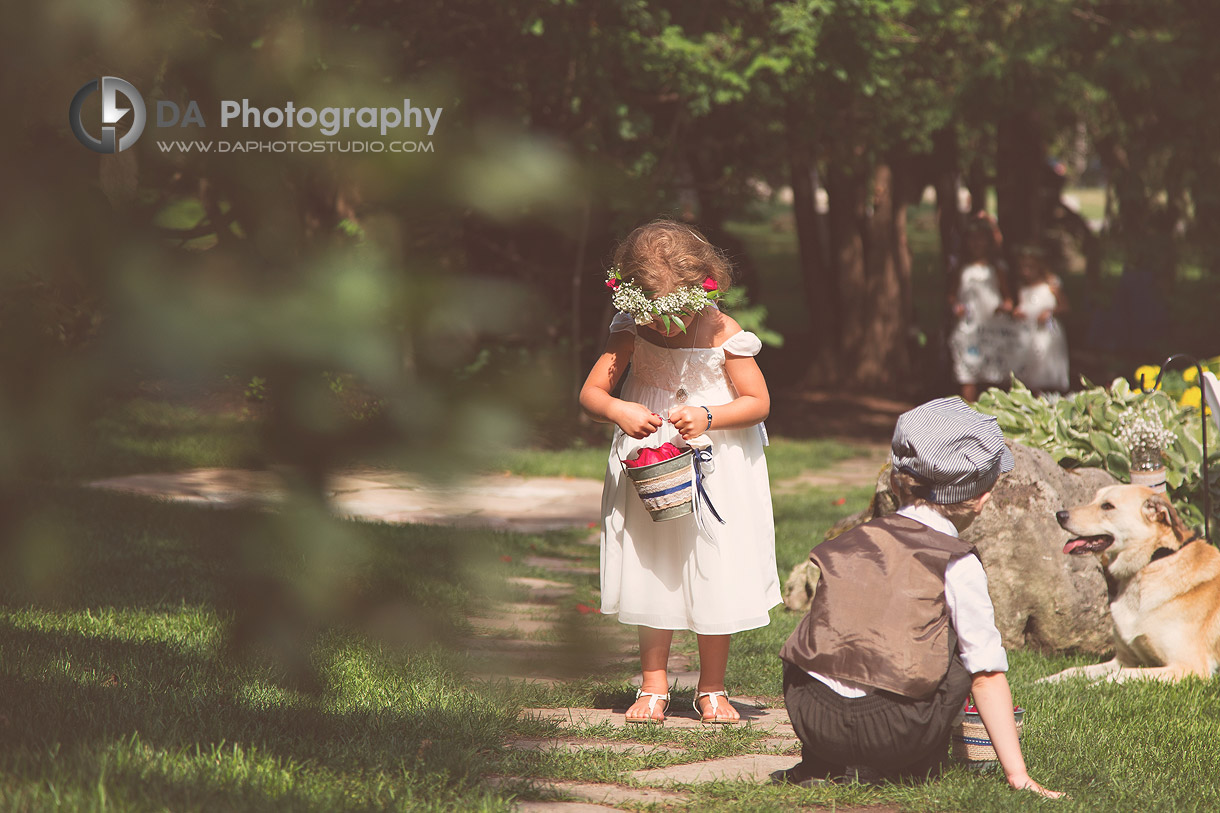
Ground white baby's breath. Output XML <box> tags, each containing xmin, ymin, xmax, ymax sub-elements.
<box><xmin>605</xmin><ymin>266</ymin><xmax>720</xmax><ymax>328</ymax></box>
<box><xmin>1117</xmin><ymin>407</ymin><xmax>1176</xmax><ymax>469</ymax></box>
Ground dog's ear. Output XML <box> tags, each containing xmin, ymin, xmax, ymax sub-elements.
<box><xmin>1142</xmin><ymin>494</ymin><xmax>1191</xmax><ymax>542</ymax></box>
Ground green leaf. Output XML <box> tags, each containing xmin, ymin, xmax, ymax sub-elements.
<box><xmin>1106</xmin><ymin>452</ymin><xmax>1130</xmax><ymax>480</ymax></box>
<box><xmin>1089</xmin><ymin>432</ymin><xmax>1118</xmax><ymax>456</ymax></box>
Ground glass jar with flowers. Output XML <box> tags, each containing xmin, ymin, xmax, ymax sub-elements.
<box><xmin>1117</xmin><ymin>404</ymin><xmax>1176</xmax><ymax>492</ymax></box>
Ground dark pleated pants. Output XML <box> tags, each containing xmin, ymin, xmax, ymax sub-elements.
<box><xmin>781</xmin><ymin>650</ymin><xmax>972</xmax><ymax>783</ymax></box>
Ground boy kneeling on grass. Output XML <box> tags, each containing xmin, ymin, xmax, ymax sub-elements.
<box><xmin>775</xmin><ymin>397</ymin><xmax>1062</xmax><ymax>798</ymax></box>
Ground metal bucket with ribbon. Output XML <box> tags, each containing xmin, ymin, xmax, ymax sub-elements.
<box><xmin>624</xmin><ymin>448</ymin><xmax>696</xmax><ymax>521</ymax></box>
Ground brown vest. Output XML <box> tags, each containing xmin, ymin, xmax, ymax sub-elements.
<box><xmin>778</xmin><ymin>514</ymin><xmax>977</xmax><ymax>699</ymax></box>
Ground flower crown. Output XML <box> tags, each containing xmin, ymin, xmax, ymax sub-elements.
<box><xmin>605</xmin><ymin>266</ymin><xmax>722</xmax><ymax>332</ymax></box>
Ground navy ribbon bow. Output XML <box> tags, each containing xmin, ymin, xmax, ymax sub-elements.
<box><xmin>691</xmin><ymin>447</ymin><xmax>726</xmax><ymax>531</ymax></box>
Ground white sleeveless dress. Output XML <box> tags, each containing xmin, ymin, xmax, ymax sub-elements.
<box><xmin>1013</xmin><ymin>280</ymin><xmax>1069</xmax><ymax>391</ymax></box>
<box><xmin>949</xmin><ymin>262</ymin><xmax>1014</xmax><ymax>385</ymax></box>
<box><xmin>599</xmin><ymin>312</ymin><xmax>781</xmax><ymax>635</ymax></box>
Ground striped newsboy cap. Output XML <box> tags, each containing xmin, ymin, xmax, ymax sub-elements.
<box><xmin>891</xmin><ymin>397</ymin><xmax>1015</xmax><ymax>504</ymax></box>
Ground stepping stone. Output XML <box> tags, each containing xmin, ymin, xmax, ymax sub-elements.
<box><xmin>326</xmin><ymin>474</ymin><xmax>397</xmax><ymax>493</ymax></box>
<box><xmin>507</xmin><ymin>577</ymin><xmax>576</xmax><ymax>601</ymax></box>
<box><xmin>469</xmin><ymin>616</ymin><xmax>557</xmax><ymax>635</ymax></box>
<box><xmin>757</xmin><ymin>736</ymin><xmax>801</xmax><ymax>752</ymax></box>
<box><xmin>473</xmin><ymin>673</ymin><xmax>566</xmax><ymax>689</ymax></box>
<box><xmin>523</xmin><ymin>556</ymin><xmax>599</xmax><ymax>576</ymax></box>
<box><xmin>496</xmin><ymin>602</ymin><xmax>562</xmax><ymax>619</ymax></box>
<box><xmin>520</xmin><ymin>706</ymin><xmax>791</xmax><ymax>732</ymax></box>
<box><xmin>465</xmin><ymin>638</ymin><xmax>556</xmax><ymax>656</ymax></box>
<box><xmin>516</xmin><ymin>803</ymin><xmax>622</xmax><ymax>812</ymax></box>
<box><xmin>508</xmin><ymin>738</ymin><xmax>687</xmax><ymax>756</ymax></box>
<box><xmin>90</xmin><ymin>469</ymin><xmax>603</xmax><ymax>531</ymax></box>
<box><xmin>631</xmin><ymin>753</ymin><xmax>798</xmax><ymax>785</ymax></box>
<box><xmin>509</xmin><ymin>779</ymin><xmax>688</xmax><ymax>806</ymax></box>
<box><xmin>88</xmin><ymin>468</ymin><xmax>284</xmax><ymax>506</ymax></box>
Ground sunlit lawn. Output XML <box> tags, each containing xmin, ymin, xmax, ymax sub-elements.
<box><xmin>7</xmin><ymin>469</ymin><xmax>1220</xmax><ymax>811</ymax></box>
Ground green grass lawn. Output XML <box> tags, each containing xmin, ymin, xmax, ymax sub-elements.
<box><xmin>8</xmin><ymin>457</ymin><xmax>1220</xmax><ymax>810</ymax></box>
<box><xmin>487</xmin><ymin>434</ymin><xmax>878</xmax><ymax>482</ymax></box>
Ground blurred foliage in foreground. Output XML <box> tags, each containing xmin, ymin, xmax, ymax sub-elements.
<box><xmin>2</xmin><ymin>0</ymin><xmax>588</xmax><ymax>683</ymax></box>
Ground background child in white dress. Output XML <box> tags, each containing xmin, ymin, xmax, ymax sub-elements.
<box><xmin>1012</xmin><ymin>246</ymin><xmax>1070</xmax><ymax>394</ymax></box>
<box><xmin>948</xmin><ymin>220</ymin><xmax>1014</xmax><ymax>401</ymax></box>
<box><xmin>579</xmin><ymin>220</ymin><xmax>780</xmax><ymax>725</ymax></box>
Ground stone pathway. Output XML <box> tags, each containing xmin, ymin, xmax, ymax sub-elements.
<box><xmin>87</xmin><ymin>468</ymin><xmax>605</xmax><ymax>533</ymax></box>
<box><xmin>88</xmin><ymin>454</ymin><xmax>893</xmax><ymax>811</ymax></box>
<box><xmin>86</xmin><ymin>452</ymin><xmax>885</xmax><ymax>531</ymax></box>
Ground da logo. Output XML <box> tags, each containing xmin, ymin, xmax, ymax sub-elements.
<box><xmin>69</xmin><ymin>76</ymin><xmax>146</xmax><ymax>153</ymax></box>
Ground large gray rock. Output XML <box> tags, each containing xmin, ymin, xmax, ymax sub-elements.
<box><xmin>782</xmin><ymin>442</ymin><xmax>1118</xmax><ymax>654</ymax></box>
<box><xmin>961</xmin><ymin>442</ymin><xmax>1117</xmax><ymax>653</ymax></box>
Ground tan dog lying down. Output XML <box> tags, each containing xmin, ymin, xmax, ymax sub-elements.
<box><xmin>1043</xmin><ymin>484</ymin><xmax>1220</xmax><ymax>683</ymax></box>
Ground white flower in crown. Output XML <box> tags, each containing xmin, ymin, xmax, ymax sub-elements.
<box><xmin>605</xmin><ymin>266</ymin><xmax>721</xmax><ymax>332</ymax></box>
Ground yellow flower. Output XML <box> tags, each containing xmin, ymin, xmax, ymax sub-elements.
<box><xmin>1184</xmin><ymin>366</ymin><xmax>1199</xmax><ymax>382</ymax></box>
<box><xmin>1180</xmin><ymin>387</ymin><xmax>1202</xmax><ymax>408</ymax></box>
<box><xmin>1134</xmin><ymin>365</ymin><xmax>1161</xmax><ymax>389</ymax></box>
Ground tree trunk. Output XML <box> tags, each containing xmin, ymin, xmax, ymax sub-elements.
<box><xmin>932</xmin><ymin>128</ymin><xmax>963</xmax><ymax>275</ymax></box>
<box><xmin>966</xmin><ymin>156</ymin><xmax>988</xmax><ymax>216</ymax></box>
<box><xmin>790</xmin><ymin>136</ymin><xmax>837</xmax><ymax>379</ymax></box>
<box><xmin>1192</xmin><ymin>156</ymin><xmax>1220</xmax><ymax>277</ymax></box>
<box><xmin>826</xmin><ymin>163</ymin><xmax>910</xmax><ymax>393</ymax></box>
<box><xmin>996</xmin><ymin>110</ymin><xmax>1043</xmax><ymax>248</ymax></box>
<box><xmin>825</xmin><ymin>164</ymin><xmax>866</xmax><ymax>383</ymax></box>
<box><xmin>854</xmin><ymin>163</ymin><xmax>910</xmax><ymax>390</ymax></box>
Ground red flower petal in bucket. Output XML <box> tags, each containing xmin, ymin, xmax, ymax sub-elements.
<box><xmin>656</xmin><ymin>442</ymin><xmax>683</xmax><ymax>460</ymax></box>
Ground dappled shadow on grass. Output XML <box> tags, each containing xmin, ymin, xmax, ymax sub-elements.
<box><xmin>0</xmin><ymin>607</ymin><xmax>514</xmax><ymax>808</ymax></box>
<box><xmin>0</xmin><ymin>483</ymin><xmax>633</xmax><ymax>807</ymax></box>
<box><xmin>37</xmin><ymin>397</ymin><xmax>265</xmax><ymax>482</ymax></box>
<box><xmin>1</xmin><ymin>485</ymin><xmax>488</xmax><ymax>618</ymax></box>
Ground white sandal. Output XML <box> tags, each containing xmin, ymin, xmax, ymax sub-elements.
<box><xmin>625</xmin><ymin>689</ymin><xmax>670</xmax><ymax>725</ymax></box>
<box><xmin>694</xmin><ymin>690</ymin><xmax>738</xmax><ymax>724</ymax></box>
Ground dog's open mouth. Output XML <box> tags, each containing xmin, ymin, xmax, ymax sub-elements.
<box><xmin>1063</xmin><ymin>535</ymin><xmax>1114</xmax><ymax>555</ymax></box>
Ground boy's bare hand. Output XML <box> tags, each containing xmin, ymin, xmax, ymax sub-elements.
<box><xmin>614</xmin><ymin>402</ymin><xmax>663</xmax><ymax>439</ymax></box>
<box><xmin>1009</xmin><ymin>774</ymin><xmax>1066</xmax><ymax>799</ymax></box>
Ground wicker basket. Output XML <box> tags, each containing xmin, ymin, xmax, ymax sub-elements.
<box><xmin>624</xmin><ymin>449</ymin><xmax>695</xmax><ymax>521</ymax></box>
<box><xmin>951</xmin><ymin>708</ymin><xmax>1024</xmax><ymax>766</ymax></box>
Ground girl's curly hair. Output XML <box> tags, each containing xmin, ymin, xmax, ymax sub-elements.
<box><xmin>612</xmin><ymin>219</ymin><xmax>734</xmax><ymax>296</ymax></box>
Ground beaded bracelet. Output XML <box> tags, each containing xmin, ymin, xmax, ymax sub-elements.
<box><xmin>700</xmin><ymin>405</ymin><xmax>713</xmax><ymax>432</ymax></box>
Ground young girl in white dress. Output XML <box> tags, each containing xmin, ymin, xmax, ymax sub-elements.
<box><xmin>1012</xmin><ymin>246</ymin><xmax>1070</xmax><ymax>394</ymax></box>
<box><xmin>579</xmin><ymin>220</ymin><xmax>780</xmax><ymax>725</ymax></box>
<box><xmin>948</xmin><ymin>221</ymin><xmax>1014</xmax><ymax>401</ymax></box>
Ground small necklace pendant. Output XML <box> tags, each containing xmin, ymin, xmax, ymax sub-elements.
<box><xmin>675</xmin><ymin>387</ymin><xmax>689</xmax><ymax>403</ymax></box>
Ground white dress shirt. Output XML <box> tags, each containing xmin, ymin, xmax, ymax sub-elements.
<box><xmin>807</xmin><ymin>503</ymin><xmax>1009</xmax><ymax>697</ymax></box>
